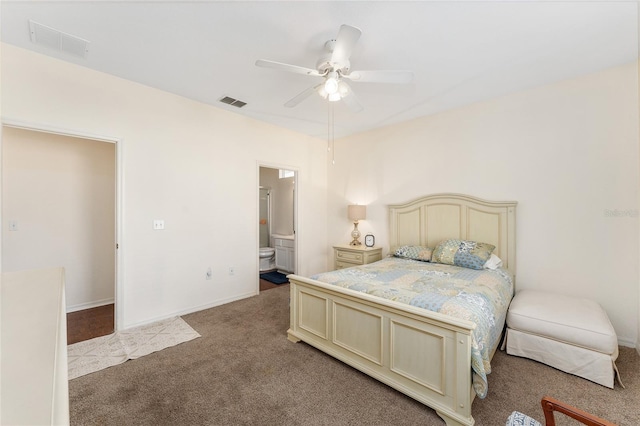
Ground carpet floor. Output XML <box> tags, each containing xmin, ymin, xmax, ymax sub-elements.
<box><xmin>69</xmin><ymin>285</ymin><xmax>640</xmax><ymax>425</ymax></box>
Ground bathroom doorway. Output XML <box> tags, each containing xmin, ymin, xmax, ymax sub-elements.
<box><xmin>258</xmin><ymin>166</ymin><xmax>297</xmax><ymax>291</ymax></box>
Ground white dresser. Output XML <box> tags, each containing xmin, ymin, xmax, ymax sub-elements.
<box><xmin>1</xmin><ymin>267</ymin><xmax>70</xmax><ymax>425</ymax></box>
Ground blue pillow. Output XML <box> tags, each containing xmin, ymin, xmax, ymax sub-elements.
<box><xmin>431</xmin><ymin>239</ymin><xmax>495</xmax><ymax>270</ymax></box>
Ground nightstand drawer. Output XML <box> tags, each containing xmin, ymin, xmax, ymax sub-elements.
<box><xmin>335</xmin><ymin>261</ymin><xmax>356</xmax><ymax>270</ymax></box>
<box><xmin>336</xmin><ymin>250</ymin><xmax>363</xmax><ymax>263</ymax></box>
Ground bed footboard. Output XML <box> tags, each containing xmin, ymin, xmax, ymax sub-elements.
<box><xmin>287</xmin><ymin>275</ymin><xmax>477</xmax><ymax>426</ymax></box>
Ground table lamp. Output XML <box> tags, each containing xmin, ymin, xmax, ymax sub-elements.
<box><xmin>347</xmin><ymin>204</ymin><xmax>366</xmax><ymax>246</ymax></box>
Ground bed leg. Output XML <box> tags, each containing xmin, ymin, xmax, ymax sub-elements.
<box><xmin>436</xmin><ymin>411</ymin><xmax>473</xmax><ymax>426</ymax></box>
<box><xmin>287</xmin><ymin>330</ymin><xmax>300</xmax><ymax>343</ymax></box>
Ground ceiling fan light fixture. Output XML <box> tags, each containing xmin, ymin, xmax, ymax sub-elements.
<box><xmin>328</xmin><ymin>92</ymin><xmax>341</xmax><ymax>102</ymax></box>
<box><xmin>338</xmin><ymin>81</ymin><xmax>350</xmax><ymax>97</ymax></box>
<box><xmin>324</xmin><ymin>72</ymin><xmax>339</xmax><ymax>95</ymax></box>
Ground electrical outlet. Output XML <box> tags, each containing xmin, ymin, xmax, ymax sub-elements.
<box><xmin>206</xmin><ymin>267</ymin><xmax>212</xmax><ymax>280</ymax></box>
<box><xmin>153</xmin><ymin>220</ymin><xmax>165</xmax><ymax>230</ymax></box>
<box><xmin>228</xmin><ymin>267</ymin><xmax>235</xmax><ymax>276</ymax></box>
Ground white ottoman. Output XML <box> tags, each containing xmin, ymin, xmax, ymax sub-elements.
<box><xmin>505</xmin><ymin>289</ymin><xmax>620</xmax><ymax>388</ymax></box>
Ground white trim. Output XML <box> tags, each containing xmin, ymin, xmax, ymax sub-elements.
<box><xmin>122</xmin><ymin>291</ymin><xmax>256</xmax><ymax>330</ymax></box>
<box><xmin>2</xmin><ymin>118</ymin><xmax>118</xmax><ymax>144</ymax></box>
<box><xmin>0</xmin><ymin>117</ymin><xmax>124</xmax><ymax>332</ymax></box>
<box><xmin>114</xmin><ymin>133</ymin><xmax>124</xmax><ymax>332</ymax></box>
<box><xmin>66</xmin><ymin>298</ymin><xmax>114</xmax><ymax>313</ymax></box>
<box><xmin>617</xmin><ymin>337</ymin><xmax>637</xmax><ymax>348</ymax></box>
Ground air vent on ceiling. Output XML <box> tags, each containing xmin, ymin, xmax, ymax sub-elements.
<box><xmin>219</xmin><ymin>96</ymin><xmax>247</xmax><ymax>108</ymax></box>
<box><xmin>28</xmin><ymin>20</ymin><xmax>90</xmax><ymax>59</ymax></box>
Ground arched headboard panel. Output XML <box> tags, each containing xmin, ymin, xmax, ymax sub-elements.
<box><xmin>389</xmin><ymin>193</ymin><xmax>517</xmax><ymax>276</ymax></box>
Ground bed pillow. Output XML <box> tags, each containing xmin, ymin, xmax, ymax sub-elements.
<box><xmin>431</xmin><ymin>239</ymin><xmax>495</xmax><ymax>270</ymax></box>
<box><xmin>483</xmin><ymin>253</ymin><xmax>503</xmax><ymax>270</ymax></box>
<box><xmin>393</xmin><ymin>245</ymin><xmax>433</xmax><ymax>262</ymax></box>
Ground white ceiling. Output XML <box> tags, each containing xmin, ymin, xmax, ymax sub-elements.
<box><xmin>1</xmin><ymin>1</ymin><xmax>638</xmax><ymax>139</ymax></box>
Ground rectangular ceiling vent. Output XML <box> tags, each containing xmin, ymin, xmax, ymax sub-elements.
<box><xmin>219</xmin><ymin>96</ymin><xmax>247</xmax><ymax>108</ymax></box>
<box><xmin>29</xmin><ymin>20</ymin><xmax>90</xmax><ymax>59</ymax></box>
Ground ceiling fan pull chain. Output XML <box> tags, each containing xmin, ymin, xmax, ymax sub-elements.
<box><xmin>332</xmin><ymin>104</ymin><xmax>335</xmax><ymax>164</ymax></box>
<box><xmin>328</xmin><ymin>103</ymin><xmax>336</xmax><ymax>165</ymax></box>
<box><xmin>327</xmin><ymin>102</ymin><xmax>332</xmax><ymax>153</ymax></box>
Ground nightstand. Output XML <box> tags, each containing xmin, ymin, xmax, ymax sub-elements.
<box><xmin>333</xmin><ymin>245</ymin><xmax>382</xmax><ymax>270</ymax></box>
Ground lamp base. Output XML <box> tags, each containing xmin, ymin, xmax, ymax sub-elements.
<box><xmin>350</xmin><ymin>221</ymin><xmax>362</xmax><ymax>246</ymax></box>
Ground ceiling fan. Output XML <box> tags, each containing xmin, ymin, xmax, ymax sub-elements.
<box><xmin>255</xmin><ymin>24</ymin><xmax>414</xmax><ymax>113</ymax></box>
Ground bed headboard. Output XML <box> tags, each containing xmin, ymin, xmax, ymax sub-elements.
<box><xmin>389</xmin><ymin>193</ymin><xmax>517</xmax><ymax>275</ymax></box>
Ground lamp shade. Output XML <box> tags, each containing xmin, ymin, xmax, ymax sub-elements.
<box><xmin>348</xmin><ymin>205</ymin><xmax>366</xmax><ymax>221</ymax></box>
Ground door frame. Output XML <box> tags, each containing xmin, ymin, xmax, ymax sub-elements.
<box><xmin>257</xmin><ymin>162</ymin><xmax>298</xmax><ymax>290</ymax></box>
<box><xmin>1</xmin><ymin>118</ymin><xmax>124</xmax><ymax>331</ymax></box>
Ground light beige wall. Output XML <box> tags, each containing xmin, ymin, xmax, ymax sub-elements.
<box><xmin>329</xmin><ymin>62</ymin><xmax>639</xmax><ymax>346</ymax></box>
<box><xmin>2</xmin><ymin>128</ymin><xmax>116</xmax><ymax>310</ymax></box>
<box><xmin>0</xmin><ymin>40</ymin><xmax>4</xmax><ymax>411</ymax></box>
<box><xmin>1</xmin><ymin>44</ymin><xmax>328</xmax><ymax>328</ymax></box>
<box><xmin>636</xmin><ymin>8</ymin><xmax>640</xmax><ymax>357</ymax></box>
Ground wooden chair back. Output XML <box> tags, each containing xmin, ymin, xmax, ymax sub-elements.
<box><xmin>541</xmin><ymin>396</ymin><xmax>617</xmax><ymax>426</ymax></box>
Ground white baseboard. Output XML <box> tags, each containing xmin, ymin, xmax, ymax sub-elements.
<box><xmin>121</xmin><ymin>291</ymin><xmax>258</xmax><ymax>330</ymax></box>
<box><xmin>66</xmin><ymin>298</ymin><xmax>114</xmax><ymax>313</ymax></box>
<box><xmin>617</xmin><ymin>336</ymin><xmax>637</xmax><ymax>348</ymax></box>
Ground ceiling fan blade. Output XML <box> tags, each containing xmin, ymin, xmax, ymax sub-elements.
<box><xmin>284</xmin><ymin>83</ymin><xmax>324</xmax><ymax>108</ymax></box>
<box><xmin>255</xmin><ymin>59</ymin><xmax>323</xmax><ymax>77</ymax></box>
<box><xmin>330</xmin><ymin>24</ymin><xmax>362</xmax><ymax>65</ymax></box>
<box><xmin>344</xmin><ymin>70</ymin><xmax>414</xmax><ymax>84</ymax></box>
<box><xmin>338</xmin><ymin>82</ymin><xmax>363</xmax><ymax>113</ymax></box>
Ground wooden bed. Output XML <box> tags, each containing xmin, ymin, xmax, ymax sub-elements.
<box><xmin>287</xmin><ymin>193</ymin><xmax>517</xmax><ymax>426</ymax></box>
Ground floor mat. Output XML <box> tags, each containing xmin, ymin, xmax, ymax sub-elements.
<box><xmin>260</xmin><ymin>271</ymin><xmax>289</xmax><ymax>284</ymax></box>
<box><xmin>67</xmin><ymin>316</ymin><xmax>200</xmax><ymax>379</ymax></box>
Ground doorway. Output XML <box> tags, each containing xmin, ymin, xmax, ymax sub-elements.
<box><xmin>1</xmin><ymin>123</ymin><xmax>121</xmax><ymax>341</ymax></box>
<box><xmin>258</xmin><ymin>165</ymin><xmax>297</xmax><ymax>291</ymax></box>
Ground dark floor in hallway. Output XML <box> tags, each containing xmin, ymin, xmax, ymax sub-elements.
<box><xmin>67</xmin><ymin>281</ymin><xmax>285</xmax><ymax>345</ymax></box>
<box><xmin>67</xmin><ymin>304</ymin><xmax>114</xmax><ymax>345</ymax></box>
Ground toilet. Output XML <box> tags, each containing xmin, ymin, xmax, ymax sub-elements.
<box><xmin>259</xmin><ymin>247</ymin><xmax>276</xmax><ymax>272</ymax></box>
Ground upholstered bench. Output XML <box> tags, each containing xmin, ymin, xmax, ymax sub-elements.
<box><xmin>505</xmin><ymin>289</ymin><xmax>621</xmax><ymax>388</ymax></box>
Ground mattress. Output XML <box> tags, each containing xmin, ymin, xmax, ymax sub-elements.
<box><xmin>311</xmin><ymin>256</ymin><xmax>514</xmax><ymax>398</ymax></box>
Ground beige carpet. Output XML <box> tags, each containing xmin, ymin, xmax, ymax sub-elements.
<box><xmin>67</xmin><ymin>316</ymin><xmax>200</xmax><ymax>380</ymax></box>
<box><xmin>69</xmin><ymin>286</ymin><xmax>639</xmax><ymax>425</ymax></box>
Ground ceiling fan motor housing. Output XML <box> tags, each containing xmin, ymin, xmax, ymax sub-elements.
<box><xmin>316</xmin><ymin>39</ymin><xmax>350</xmax><ymax>74</ymax></box>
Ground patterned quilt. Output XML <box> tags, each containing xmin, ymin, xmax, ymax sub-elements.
<box><xmin>311</xmin><ymin>256</ymin><xmax>514</xmax><ymax>398</ymax></box>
